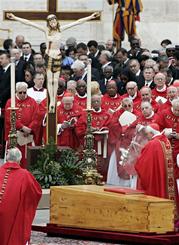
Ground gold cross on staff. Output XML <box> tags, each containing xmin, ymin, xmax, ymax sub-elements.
<box><xmin>4</xmin><ymin>0</ymin><xmax>100</xmax><ymax>21</ymax></box>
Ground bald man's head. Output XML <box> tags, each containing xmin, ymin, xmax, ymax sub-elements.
<box><xmin>126</xmin><ymin>81</ymin><xmax>138</xmax><ymax>96</ymax></box>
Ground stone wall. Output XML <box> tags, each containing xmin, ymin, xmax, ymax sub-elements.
<box><xmin>0</xmin><ymin>0</ymin><xmax>178</xmax><ymax>51</ymax></box>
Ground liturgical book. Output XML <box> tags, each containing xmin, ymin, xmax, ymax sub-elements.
<box><xmin>104</xmin><ymin>187</ymin><xmax>145</xmax><ymax>195</ymax></box>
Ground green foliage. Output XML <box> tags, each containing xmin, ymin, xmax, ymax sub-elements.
<box><xmin>30</xmin><ymin>138</ymin><xmax>86</xmax><ymax>188</ymax></box>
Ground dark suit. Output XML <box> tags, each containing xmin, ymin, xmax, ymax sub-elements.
<box><xmin>15</xmin><ymin>60</ymin><xmax>26</xmax><ymax>82</ymax></box>
<box><xmin>0</xmin><ymin>66</ymin><xmax>11</xmax><ymax>109</ymax></box>
<box><xmin>128</xmin><ymin>70</ymin><xmax>145</xmax><ymax>90</ymax></box>
<box><xmin>98</xmin><ymin>77</ymin><xmax>115</xmax><ymax>95</ymax></box>
<box><xmin>88</xmin><ymin>51</ymin><xmax>101</xmax><ymax>70</ymax></box>
<box><xmin>20</xmin><ymin>54</ymin><xmax>34</xmax><ymax>69</ymax></box>
<box><xmin>0</xmin><ymin>66</ymin><xmax>11</xmax><ymax>156</ymax></box>
<box><xmin>117</xmin><ymin>80</ymin><xmax>127</xmax><ymax>95</ymax></box>
<box><xmin>135</xmin><ymin>72</ymin><xmax>145</xmax><ymax>89</ymax></box>
<box><xmin>144</xmin><ymin>81</ymin><xmax>156</xmax><ymax>90</ymax></box>
<box><xmin>113</xmin><ymin>58</ymin><xmax>130</xmax><ymax>72</ymax></box>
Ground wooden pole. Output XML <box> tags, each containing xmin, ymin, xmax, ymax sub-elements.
<box><xmin>112</xmin><ymin>0</ymin><xmax>115</xmax><ymax>41</ymax></box>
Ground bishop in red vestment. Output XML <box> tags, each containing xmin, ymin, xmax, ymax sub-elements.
<box><xmin>133</xmin><ymin>101</ymin><xmax>158</xmax><ymax>126</ymax></box>
<box><xmin>101</xmin><ymin>80</ymin><xmax>121</xmax><ymax>113</ymax></box>
<box><xmin>0</xmin><ymin>148</ymin><xmax>42</xmax><ymax>245</ymax></box>
<box><xmin>121</xmin><ymin>81</ymin><xmax>141</xmax><ymax>106</ymax></box>
<box><xmin>76</xmin><ymin>94</ymin><xmax>112</xmax><ymax>144</ymax></box>
<box><xmin>152</xmin><ymin>72</ymin><xmax>167</xmax><ymax>101</ymax></box>
<box><xmin>158</xmin><ymin>86</ymin><xmax>178</xmax><ymax>114</ymax></box>
<box><xmin>74</xmin><ymin>80</ymin><xmax>87</xmax><ymax>109</ymax></box>
<box><xmin>156</xmin><ymin>99</ymin><xmax>179</xmax><ymax>179</ymax></box>
<box><xmin>35</xmin><ymin>79</ymin><xmax>66</xmax><ymax>145</ymax></box>
<box><xmin>5</xmin><ymin>82</ymin><xmax>38</xmax><ymax>168</ymax></box>
<box><xmin>135</xmin><ymin>125</ymin><xmax>178</xmax><ymax>218</ymax></box>
<box><xmin>109</xmin><ymin>98</ymin><xmax>140</xmax><ymax>147</ymax></box>
<box><xmin>57</xmin><ymin>93</ymin><xmax>83</xmax><ymax>149</ymax></box>
<box><xmin>134</xmin><ymin>86</ymin><xmax>159</xmax><ymax>113</ymax></box>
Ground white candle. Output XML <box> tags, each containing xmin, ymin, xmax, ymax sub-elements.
<box><xmin>10</xmin><ymin>58</ymin><xmax>15</xmax><ymax>108</ymax></box>
<box><xmin>87</xmin><ymin>60</ymin><xmax>91</xmax><ymax>110</ymax></box>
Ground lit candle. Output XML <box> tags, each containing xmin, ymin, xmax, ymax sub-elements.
<box><xmin>87</xmin><ymin>60</ymin><xmax>91</xmax><ymax>110</ymax></box>
<box><xmin>10</xmin><ymin>58</ymin><xmax>15</xmax><ymax>108</ymax></box>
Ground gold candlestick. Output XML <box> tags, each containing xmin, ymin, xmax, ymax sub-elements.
<box><xmin>81</xmin><ymin>109</ymin><xmax>104</xmax><ymax>185</ymax></box>
<box><xmin>8</xmin><ymin>108</ymin><xmax>18</xmax><ymax>148</ymax></box>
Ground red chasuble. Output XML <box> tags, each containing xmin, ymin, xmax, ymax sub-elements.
<box><xmin>152</xmin><ymin>87</ymin><xmax>167</xmax><ymax>100</ymax></box>
<box><xmin>5</xmin><ymin>96</ymin><xmax>38</xmax><ymax>141</ymax></box>
<box><xmin>135</xmin><ymin>134</ymin><xmax>177</xmax><ymax>205</ymax></box>
<box><xmin>76</xmin><ymin>109</ymin><xmax>111</xmax><ymax>148</ymax></box>
<box><xmin>134</xmin><ymin>112</ymin><xmax>159</xmax><ymax>126</ymax></box>
<box><xmin>57</xmin><ymin>103</ymin><xmax>83</xmax><ymax>149</ymax></box>
<box><xmin>134</xmin><ymin>99</ymin><xmax>159</xmax><ymax>113</ymax></box>
<box><xmin>0</xmin><ymin>162</ymin><xmax>42</xmax><ymax>245</ymax></box>
<box><xmin>121</xmin><ymin>91</ymin><xmax>141</xmax><ymax>105</ymax></box>
<box><xmin>156</xmin><ymin>108</ymin><xmax>179</xmax><ymax>178</ymax></box>
<box><xmin>5</xmin><ymin>97</ymin><xmax>38</xmax><ymax>168</ymax></box>
<box><xmin>101</xmin><ymin>93</ymin><xmax>121</xmax><ymax>112</ymax></box>
<box><xmin>74</xmin><ymin>94</ymin><xmax>87</xmax><ymax>109</ymax></box>
<box><xmin>157</xmin><ymin>100</ymin><xmax>172</xmax><ymax>114</ymax></box>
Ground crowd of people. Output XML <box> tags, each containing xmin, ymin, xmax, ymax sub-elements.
<box><xmin>0</xmin><ymin>34</ymin><xmax>179</xmax><ymax>215</ymax></box>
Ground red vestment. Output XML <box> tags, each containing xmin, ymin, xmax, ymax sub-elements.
<box><xmin>91</xmin><ymin>109</ymin><xmax>112</xmax><ymax>129</ymax></box>
<box><xmin>109</xmin><ymin>108</ymin><xmax>140</xmax><ymax>145</ymax></box>
<box><xmin>135</xmin><ymin>134</ymin><xmax>178</xmax><ymax>216</ymax></box>
<box><xmin>57</xmin><ymin>103</ymin><xmax>83</xmax><ymax>149</ymax></box>
<box><xmin>74</xmin><ymin>94</ymin><xmax>87</xmax><ymax>110</ymax></box>
<box><xmin>76</xmin><ymin>108</ymin><xmax>112</xmax><ymax>151</ymax></box>
<box><xmin>158</xmin><ymin>100</ymin><xmax>172</xmax><ymax>114</ymax></box>
<box><xmin>156</xmin><ymin>108</ymin><xmax>179</xmax><ymax>178</ymax></box>
<box><xmin>134</xmin><ymin>99</ymin><xmax>159</xmax><ymax>113</ymax></box>
<box><xmin>101</xmin><ymin>93</ymin><xmax>121</xmax><ymax>112</ymax></box>
<box><xmin>36</xmin><ymin>95</ymin><xmax>65</xmax><ymax>145</ymax></box>
<box><xmin>0</xmin><ymin>162</ymin><xmax>42</xmax><ymax>245</ymax></box>
<box><xmin>134</xmin><ymin>112</ymin><xmax>159</xmax><ymax>126</ymax></box>
<box><xmin>5</xmin><ymin>97</ymin><xmax>38</xmax><ymax>168</ymax></box>
<box><xmin>108</xmin><ymin>108</ymin><xmax>140</xmax><ymax>179</ymax></box>
<box><xmin>121</xmin><ymin>91</ymin><xmax>141</xmax><ymax>105</ymax></box>
<box><xmin>152</xmin><ymin>87</ymin><xmax>167</xmax><ymax>100</ymax></box>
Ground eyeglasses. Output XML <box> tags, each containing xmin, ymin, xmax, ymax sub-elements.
<box><xmin>18</xmin><ymin>91</ymin><xmax>27</xmax><ymax>94</ymax></box>
<box><xmin>123</xmin><ymin>104</ymin><xmax>132</xmax><ymax>108</ymax></box>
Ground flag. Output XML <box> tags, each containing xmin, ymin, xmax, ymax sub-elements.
<box><xmin>110</xmin><ymin>0</ymin><xmax>143</xmax><ymax>45</ymax></box>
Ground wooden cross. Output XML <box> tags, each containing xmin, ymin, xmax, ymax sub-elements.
<box><xmin>4</xmin><ymin>0</ymin><xmax>100</xmax><ymax>21</ymax></box>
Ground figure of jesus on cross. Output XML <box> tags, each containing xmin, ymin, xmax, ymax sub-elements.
<box><xmin>7</xmin><ymin>11</ymin><xmax>100</xmax><ymax>113</ymax></box>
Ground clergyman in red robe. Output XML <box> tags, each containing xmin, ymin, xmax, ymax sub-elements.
<box><xmin>5</xmin><ymin>82</ymin><xmax>38</xmax><ymax>168</ymax></box>
<box><xmin>135</xmin><ymin>124</ymin><xmax>178</xmax><ymax>219</ymax></box>
<box><xmin>0</xmin><ymin>147</ymin><xmax>42</xmax><ymax>245</ymax></box>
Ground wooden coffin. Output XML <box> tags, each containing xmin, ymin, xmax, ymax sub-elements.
<box><xmin>50</xmin><ymin>185</ymin><xmax>174</xmax><ymax>234</ymax></box>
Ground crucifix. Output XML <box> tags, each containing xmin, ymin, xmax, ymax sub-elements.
<box><xmin>5</xmin><ymin>0</ymin><xmax>100</xmax><ymax>145</ymax></box>
<box><xmin>4</xmin><ymin>0</ymin><xmax>100</xmax><ymax>21</ymax></box>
